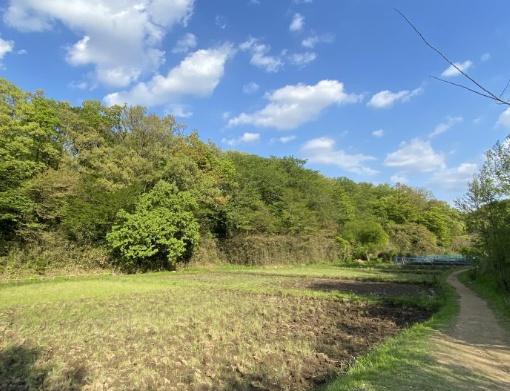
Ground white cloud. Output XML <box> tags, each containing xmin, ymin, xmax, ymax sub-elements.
<box><xmin>240</xmin><ymin>38</ymin><xmax>283</xmax><ymax>72</ymax></box>
<box><xmin>104</xmin><ymin>45</ymin><xmax>232</xmax><ymax>107</ymax></box>
<box><xmin>242</xmin><ymin>81</ymin><xmax>260</xmax><ymax>94</ymax></box>
<box><xmin>271</xmin><ymin>135</ymin><xmax>296</xmax><ymax>144</ymax></box>
<box><xmin>167</xmin><ymin>104</ymin><xmax>193</xmax><ymax>118</ymax></box>
<box><xmin>172</xmin><ymin>32</ymin><xmax>197</xmax><ymax>54</ymax></box>
<box><xmin>390</xmin><ymin>174</ymin><xmax>408</xmax><ymax>184</ymax></box>
<box><xmin>372</xmin><ymin>129</ymin><xmax>384</xmax><ymax>138</ymax></box>
<box><xmin>441</xmin><ymin>60</ymin><xmax>473</xmax><ymax>78</ymax></box>
<box><xmin>215</xmin><ymin>15</ymin><xmax>227</xmax><ymax>29</ymax></box>
<box><xmin>289</xmin><ymin>13</ymin><xmax>304</xmax><ymax>32</ymax></box>
<box><xmin>481</xmin><ymin>53</ymin><xmax>491</xmax><ymax>62</ymax></box>
<box><xmin>301</xmin><ymin>137</ymin><xmax>377</xmax><ymax>175</ymax></box>
<box><xmin>228</xmin><ymin>80</ymin><xmax>361</xmax><ymax>130</ymax></box>
<box><xmin>0</xmin><ymin>37</ymin><xmax>14</xmax><ymax>60</ymax></box>
<box><xmin>222</xmin><ymin>132</ymin><xmax>260</xmax><ymax>146</ymax></box>
<box><xmin>429</xmin><ymin>116</ymin><xmax>463</xmax><ymax>138</ymax></box>
<box><xmin>287</xmin><ymin>51</ymin><xmax>316</xmax><ymax>67</ymax></box>
<box><xmin>430</xmin><ymin>163</ymin><xmax>477</xmax><ymax>191</ymax></box>
<box><xmin>367</xmin><ymin>87</ymin><xmax>422</xmax><ymax>109</ymax></box>
<box><xmin>4</xmin><ymin>0</ymin><xmax>195</xmax><ymax>87</ymax></box>
<box><xmin>385</xmin><ymin>138</ymin><xmax>445</xmax><ymax>172</ymax></box>
<box><xmin>497</xmin><ymin>108</ymin><xmax>510</xmax><ymax>129</ymax></box>
<box><xmin>301</xmin><ymin>33</ymin><xmax>334</xmax><ymax>48</ymax></box>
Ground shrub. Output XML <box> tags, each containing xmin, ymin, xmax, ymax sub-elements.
<box><xmin>106</xmin><ymin>181</ymin><xmax>199</xmax><ymax>271</ymax></box>
<box><xmin>340</xmin><ymin>220</ymin><xmax>388</xmax><ymax>260</ymax></box>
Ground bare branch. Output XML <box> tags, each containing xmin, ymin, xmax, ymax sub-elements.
<box><xmin>499</xmin><ymin>78</ymin><xmax>510</xmax><ymax>99</ymax></box>
<box><xmin>430</xmin><ymin>76</ymin><xmax>502</xmax><ymax>102</ymax></box>
<box><xmin>395</xmin><ymin>8</ymin><xmax>510</xmax><ymax>106</ymax></box>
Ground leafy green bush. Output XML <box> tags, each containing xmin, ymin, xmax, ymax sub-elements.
<box><xmin>340</xmin><ymin>220</ymin><xmax>388</xmax><ymax>260</ymax></box>
<box><xmin>106</xmin><ymin>181</ymin><xmax>199</xmax><ymax>271</ymax></box>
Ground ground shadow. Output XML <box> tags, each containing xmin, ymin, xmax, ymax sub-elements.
<box><xmin>305</xmin><ymin>279</ymin><xmax>434</xmax><ymax>297</ymax></box>
<box><xmin>0</xmin><ymin>345</ymin><xmax>86</xmax><ymax>391</ymax></box>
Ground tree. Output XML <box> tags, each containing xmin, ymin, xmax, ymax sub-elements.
<box><xmin>340</xmin><ymin>220</ymin><xmax>389</xmax><ymax>260</ymax></box>
<box><xmin>106</xmin><ymin>181</ymin><xmax>199</xmax><ymax>271</ymax></box>
<box><xmin>0</xmin><ymin>79</ymin><xmax>63</xmax><ymax>241</ymax></box>
<box><xmin>459</xmin><ymin>137</ymin><xmax>510</xmax><ymax>290</ymax></box>
<box><xmin>388</xmin><ymin>222</ymin><xmax>439</xmax><ymax>256</ymax></box>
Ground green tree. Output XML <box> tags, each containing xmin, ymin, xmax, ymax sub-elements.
<box><xmin>460</xmin><ymin>137</ymin><xmax>510</xmax><ymax>290</ymax></box>
<box><xmin>0</xmin><ymin>79</ymin><xmax>63</xmax><ymax>240</ymax></box>
<box><xmin>341</xmin><ymin>220</ymin><xmax>388</xmax><ymax>260</ymax></box>
<box><xmin>106</xmin><ymin>181</ymin><xmax>199</xmax><ymax>271</ymax></box>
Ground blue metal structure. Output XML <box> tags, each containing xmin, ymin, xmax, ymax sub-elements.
<box><xmin>394</xmin><ymin>254</ymin><xmax>469</xmax><ymax>266</ymax></box>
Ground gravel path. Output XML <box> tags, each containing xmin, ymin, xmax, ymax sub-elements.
<box><xmin>430</xmin><ymin>270</ymin><xmax>510</xmax><ymax>390</ymax></box>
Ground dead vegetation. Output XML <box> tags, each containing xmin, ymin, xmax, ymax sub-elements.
<box><xmin>0</xmin><ymin>268</ymin><xmax>437</xmax><ymax>390</ymax></box>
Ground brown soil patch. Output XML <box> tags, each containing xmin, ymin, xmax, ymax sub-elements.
<box><xmin>292</xmin><ymin>278</ymin><xmax>434</xmax><ymax>297</ymax></box>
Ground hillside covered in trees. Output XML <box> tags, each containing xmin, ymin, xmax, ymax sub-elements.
<box><xmin>0</xmin><ymin>78</ymin><xmax>469</xmax><ymax>275</ymax></box>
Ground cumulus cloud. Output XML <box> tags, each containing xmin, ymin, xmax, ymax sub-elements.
<box><xmin>104</xmin><ymin>45</ymin><xmax>232</xmax><ymax>107</ymax></box>
<box><xmin>4</xmin><ymin>0</ymin><xmax>195</xmax><ymax>87</ymax></box>
<box><xmin>242</xmin><ymin>81</ymin><xmax>260</xmax><ymax>94</ymax></box>
<box><xmin>497</xmin><ymin>108</ymin><xmax>510</xmax><ymax>129</ymax></box>
<box><xmin>240</xmin><ymin>38</ymin><xmax>283</xmax><ymax>72</ymax></box>
<box><xmin>302</xmin><ymin>33</ymin><xmax>334</xmax><ymax>48</ymax></box>
<box><xmin>172</xmin><ymin>32</ymin><xmax>197</xmax><ymax>54</ymax></box>
<box><xmin>222</xmin><ymin>132</ymin><xmax>260</xmax><ymax>146</ymax></box>
<box><xmin>301</xmin><ymin>137</ymin><xmax>377</xmax><ymax>175</ymax></box>
<box><xmin>441</xmin><ymin>60</ymin><xmax>473</xmax><ymax>78</ymax></box>
<box><xmin>384</xmin><ymin>138</ymin><xmax>445</xmax><ymax>172</ymax></box>
<box><xmin>167</xmin><ymin>104</ymin><xmax>193</xmax><ymax>118</ymax></box>
<box><xmin>429</xmin><ymin>116</ymin><xmax>463</xmax><ymax>138</ymax></box>
<box><xmin>372</xmin><ymin>129</ymin><xmax>384</xmax><ymax>138</ymax></box>
<box><xmin>367</xmin><ymin>87</ymin><xmax>422</xmax><ymax>109</ymax></box>
<box><xmin>270</xmin><ymin>135</ymin><xmax>296</xmax><ymax>144</ymax></box>
<box><xmin>289</xmin><ymin>13</ymin><xmax>304</xmax><ymax>32</ymax></box>
<box><xmin>287</xmin><ymin>51</ymin><xmax>316</xmax><ymax>67</ymax></box>
<box><xmin>228</xmin><ymin>80</ymin><xmax>361</xmax><ymax>130</ymax></box>
<box><xmin>0</xmin><ymin>37</ymin><xmax>14</xmax><ymax>61</ymax></box>
<box><xmin>390</xmin><ymin>174</ymin><xmax>408</xmax><ymax>184</ymax></box>
<box><xmin>430</xmin><ymin>163</ymin><xmax>477</xmax><ymax>191</ymax></box>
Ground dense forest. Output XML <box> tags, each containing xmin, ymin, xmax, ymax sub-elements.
<box><xmin>0</xmin><ymin>78</ymin><xmax>470</xmax><ymax>275</ymax></box>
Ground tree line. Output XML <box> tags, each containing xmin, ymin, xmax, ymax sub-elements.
<box><xmin>460</xmin><ymin>137</ymin><xmax>510</xmax><ymax>291</ymax></box>
<box><xmin>0</xmin><ymin>78</ymin><xmax>468</xmax><ymax>274</ymax></box>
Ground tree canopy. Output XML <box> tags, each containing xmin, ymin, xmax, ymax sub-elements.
<box><xmin>0</xmin><ymin>78</ymin><xmax>467</xmax><ymax>272</ymax></box>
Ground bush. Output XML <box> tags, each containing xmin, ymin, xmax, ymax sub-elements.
<box><xmin>106</xmin><ymin>181</ymin><xmax>199</xmax><ymax>271</ymax></box>
<box><xmin>340</xmin><ymin>220</ymin><xmax>388</xmax><ymax>260</ymax></box>
<box><xmin>218</xmin><ymin>234</ymin><xmax>340</xmax><ymax>265</ymax></box>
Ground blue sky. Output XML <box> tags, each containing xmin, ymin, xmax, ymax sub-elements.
<box><xmin>1</xmin><ymin>0</ymin><xmax>510</xmax><ymax>202</ymax></box>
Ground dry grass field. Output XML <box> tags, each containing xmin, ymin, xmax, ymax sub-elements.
<box><xmin>0</xmin><ymin>265</ymin><xmax>441</xmax><ymax>390</ymax></box>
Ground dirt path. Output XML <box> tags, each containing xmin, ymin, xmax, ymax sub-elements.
<box><xmin>430</xmin><ymin>269</ymin><xmax>510</xmax><ymax>390</ymax></box>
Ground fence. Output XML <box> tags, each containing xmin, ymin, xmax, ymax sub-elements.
<box><xmin>394</xmin><ymin>254</ymin><xmax>469</xmax><ymax>266</ymax></box>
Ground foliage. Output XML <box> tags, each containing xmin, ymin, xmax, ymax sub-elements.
<box><xmin>387</xmin><ymin>223</ymin><xmax>439</xmax><ymax>256</ymax></box>
<box><xmin>340</xmin><ymin>220</ymin><xmax>389</xmax><ymax>260</ymax></box>
<box><xmin>459</xmin><ymin>136</ymin><xmax>510</xmax><ymax>290</ymax></box>
<box><xmin>106</xmin><ymin>181</ymin><xmax>199</xmax><ymax>271</ymax></box>
<box><xmin>0</xmin><ymin>78</ymin><xmax>467</xmax><ymax>273</ymax></box>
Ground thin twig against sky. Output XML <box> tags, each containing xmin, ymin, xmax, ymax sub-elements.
<box><xmin>395</xmin><ymin>8</ymin><xmax>510</xmax><ymax>106</ymax></box>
